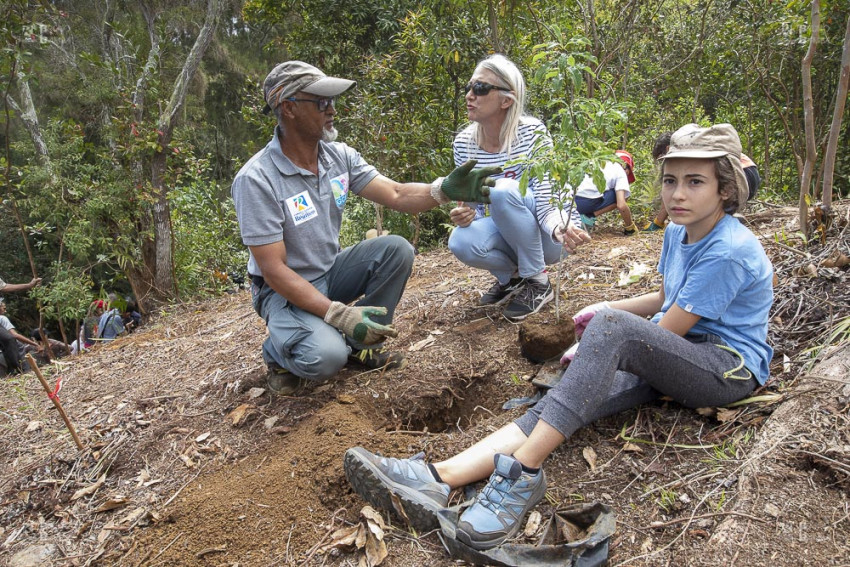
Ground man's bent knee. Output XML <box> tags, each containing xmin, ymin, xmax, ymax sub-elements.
<box><xmin>289</xmin><ymin>343</ymin><xmax>349</xmax><ymax>382</ymax></box>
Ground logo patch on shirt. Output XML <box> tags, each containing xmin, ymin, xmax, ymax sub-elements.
<box><xmin>330</xmin><ymin>174</ymin><xmax>350</xmax><ymax>208</ymax></box>
<box><xmin>286</xmin><ymin>191</ymin><xmax>318</xmax><ymax>225</ymax></box>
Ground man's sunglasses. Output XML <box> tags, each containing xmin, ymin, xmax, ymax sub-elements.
<box><xmin>464</xmin><ymin>81</ymin><xmax>511</xmax><ymax>96</ymax></box>
<box><xmin>285</xmin><ymin>96</ymin><xmax>335</xmax><ymax>112</ymax></box>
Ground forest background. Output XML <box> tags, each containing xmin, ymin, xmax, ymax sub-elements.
<box><xmin>1</xmin><ymin>0</ymin><xmax>848</xmax><ymax>343</ymax></box>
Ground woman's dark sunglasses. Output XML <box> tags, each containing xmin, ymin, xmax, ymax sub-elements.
<box><xmin>285</xmin><ymin>96</ymin><xmax>335</xmax><ymax>112</ymax></box>
<box><xmin>464</xmin><ymin>81</ymin><xmax>511</xmax><ymax>96</ymax></box>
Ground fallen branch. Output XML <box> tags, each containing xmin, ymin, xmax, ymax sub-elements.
<box><xmin>642</xmin><ymin>510</ymin><xmax>769</xmax><ymax>530</ymax></box>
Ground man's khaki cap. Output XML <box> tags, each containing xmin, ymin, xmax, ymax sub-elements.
<box><xmin>262</xmin><ymin>61</ymin><xmax>355</xmax><ymax>114</ymax></box>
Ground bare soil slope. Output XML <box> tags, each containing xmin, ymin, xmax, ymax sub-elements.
<box><xmin>1</xmin><ymin>202</ymin><xmax>848</xmax><ymax>567</ymax></box>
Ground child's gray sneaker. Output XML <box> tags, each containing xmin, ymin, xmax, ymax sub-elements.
<box><xmin>456</xmin><ymin>453</ymin><xmax>547</xmax><ymax>550</ymax></box>
<box><xmin>344</xmin><ymin>447</ymin><xmax>450</xmax><ymax>533</ymax></box>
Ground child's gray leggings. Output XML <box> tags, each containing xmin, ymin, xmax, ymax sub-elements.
<box><xmin>515</xmin><ymin>309</ymin><xmax>759</xmax><ymax>439</ymax></box>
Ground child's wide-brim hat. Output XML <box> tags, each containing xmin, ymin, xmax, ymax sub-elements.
<box><xmin>663</xmin><ymin>123</ymin><xmax>749</xmax><ymax>206</ymax></box>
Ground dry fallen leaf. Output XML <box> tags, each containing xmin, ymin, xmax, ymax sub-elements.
<box><xmin>388</xmin><ymin>492</ymin><xmax>411</xmax><ymax>524</ymax></box>
<box><xmin>582</xmin><ymin>446</ymin><xmax>598</xmax><ymax>471</ymax></box>
<box><xmin>821</xmin><ymin>252</ymin><xmax>849</xmax><ymax>268</ymax></box>
<box><xmin>71</xmin><ymin>474</ymin><xmax>106</xmax><ymax>501</ymax></box>
<box><xmin>364</xmin><ymin>529</ymin><xmax>388</xmax><ymax>566</ymax></box>
<box><xmin>119</xmin><ymin>506</ymin><xmax>149</xmax><ymax>526</ymax></box>
<box><xmin>93</xmin><ymin>497</ymin><xmax>130</xmax><ymax>513</ymax></box>
<box><xmin>791</xmin><ymin>263</ymin><xmax>817</xmax><ymax>278</ymax></box>
<box><xmin>195</xmin><ymin>432</ymin><xmax>211</xmax><ymax>443</ymax></box>
<box><xmin>523</xmin><ymin>510</ymin><xmax>542</xmax><ymax>537</ymax></box>
<box><xmin>227</xmin><ymin>403</ymin><xmax>256</xmax><ymax>427</ymax></box>
<box><xmin>247</xmin><ymin>387</ymin><xmax>266</xmax><ymax>399</ymax></box>
<box><xmin>337</xmin><ymin>394</ymin><xmax>356</xmax><ymax>404</ymax></box>
<box><xmin>408</xmin><ymin>335</ymin><xmax>437</xmax><ymax>352</ymax></box>
<box><xmin>322</xmin><ymin>524</ymin><xmax>360</xmax><ymax>550</ymax></box>
<box><xmin>623</xmin><ymin>442</ymin><xmax>644</xmax><ymax>453</ymax></box>
<box><xmin>716</xmin><ymin>407</ymin><xmax>739</xmax><ymax>423</ymax></box>
<box><xmin>25</xmin><ymin>421</ymin><xmax>43</xmax><ymax>432</ymax></box>
<box><xmin>607</xmin><ymin>247</ymin><xmax>626</xmax><ymax>259</ymax></box>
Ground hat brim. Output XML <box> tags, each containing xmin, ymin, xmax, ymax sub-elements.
<box><xmin>663</xmin><ymin>149</ymin><xmax>729</xmax><ymax>159</ymax></box>
<box><xmin>302</xmin><ymin>77</ymin><xmax>356</xmax><ymax>97</ymax></box>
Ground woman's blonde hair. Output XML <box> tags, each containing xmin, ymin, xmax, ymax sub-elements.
<box><xmin>468</xmin><ymin>54</ymin><xmax>527</xmax><ymax>155</ymax></box>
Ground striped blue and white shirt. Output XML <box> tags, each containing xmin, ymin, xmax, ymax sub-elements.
<box><xmin>452</xmin><ymin>117</ymin><xmax>580</xmax><ymax>236</ymax></box>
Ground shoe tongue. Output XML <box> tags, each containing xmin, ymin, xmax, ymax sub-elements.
<box><xmin>493</xmin><ymin>454</ymin><xmax>522</xmax><ymax>479</ymax></box>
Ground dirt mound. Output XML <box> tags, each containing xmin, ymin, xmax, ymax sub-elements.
<box><xmin>1</xmin><ymin>202</ymin><xmax>848</xmax><ymax>567</ymax></box>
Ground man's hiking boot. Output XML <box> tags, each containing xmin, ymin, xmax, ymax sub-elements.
<box><xmin>503</xmin><ymin>278</ymin><xmax>554</xmax><ymax>321</ymax></box>
<box><xmin>266</xmin><ymin>361</ymin><xmax>307</xmax><ymax>396</ymax></box>
<box><xmin>349</xmin><ymin>347</ymin><xmax>406</xmax><ymax>371</ymax></box>
<box><xmin>479</xmin><ymin>277</ymin><xmax>524</xmax><ymax>306</ymax></box>
<box><xmin>344</xmin><ymin>447</ymin><xmax>450</xmax><ymax>533</ymax></box>
<box><xmin>641</xmin><ymin>221</ymin><xmax>664</xmax><ymax>232</ymax></box>
<box><xmin>456</xmin><ymin>454</ymin><xmax>547</xmax><ymax>550</ymax></box>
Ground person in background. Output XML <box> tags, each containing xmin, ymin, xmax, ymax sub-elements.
<box><xmin>97</xmin><ymin>305</ymin><xmax>126</xmax><ymax>341</ymax></box>
<box><xmin>0</xmin><ymin>297</ymin><xmax>41</xmax><ymax>374</ymax></box>
<box><xmin>232</xmin><ymin>61</ymin><xmax>501</xmax><ymax>395</ymax></box>
<box><xmin>0</xmin><ymin>276</ymin><xmax>41</xmax><ymax>294</ymax></box>
<box><xmin>344</xmin><ymin>123</ymin><xmax>773</xmax><ymax>552</ymax></box>
<box><xmin>643</xmin><ymin>131</ymin><xmax>761</xmax><ymax>232</ymax></box>
<box><xmin>574</xmin><ymin>150</ymin><xmax>638</xmax><ymax>235</ymax></box>
<box><xmin>71</xmin><ymin>299</ymin><xmax>106</xmax><ymax>355</ymax></box>
<box><xmin>446</xmin><ymin>54</ymin><xmax>589</xmax><ymax>321</ymax></box>
<box><xmin>27</xmin><ymin>329</ymin><xmax>70</xmax><ymax>361</ymax></box>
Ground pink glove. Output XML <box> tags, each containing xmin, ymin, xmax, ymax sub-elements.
<box><xmin>572</xmin><ymin>301</ymin><xmax>611</xmax><ymax>338</ymax></box>
<box><xmin>560</xmin><ymin>342</ymin><xmax>579</xmax><ymax>365</ymax></box>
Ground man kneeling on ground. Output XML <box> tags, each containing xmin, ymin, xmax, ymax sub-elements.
<box><xmin>232</xmin><ymin>61</ymin><xmax>498</xmax><ymax>395</ymax></box>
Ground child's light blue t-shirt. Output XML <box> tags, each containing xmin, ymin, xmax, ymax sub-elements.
<box><xmin>652</xmin><ymin>215</ymin><xmax>774</xmax><ymax>384</ymax></box>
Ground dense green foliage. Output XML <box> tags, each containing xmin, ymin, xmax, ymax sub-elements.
<box><xmin>1</xmin><ymin>0</ymin><xmax>848</xmax><ymax>335</ymax></box>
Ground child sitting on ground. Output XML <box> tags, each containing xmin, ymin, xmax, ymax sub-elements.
<box><xmin>343</xmin><ymin>123</ymin><xmax>774</xmax><ymax>551</ymax></box>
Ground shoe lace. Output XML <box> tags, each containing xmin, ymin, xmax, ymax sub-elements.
<box><xmin>479</xmin><ymin>474</ymin><xmax>516</xmax><ymax>510</ymax></box>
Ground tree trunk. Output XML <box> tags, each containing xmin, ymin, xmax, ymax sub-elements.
<box><xmin>5</xmin><ymin>77</ymin><xmax>50</xmax><ymax>167</ymax></box>
<box><xmin>820</xmin><ymin>13</ymin><xmax>850</xmax><ymax>211</ymax></box>
<box><xmin>487</xmin><ymin>0</ymin><xmax>501</xmax><ymax>53</ymax></box>
<box><xmin>150</xmin><ymin>151</ymin><xmax>176</xmax><ymax>298</ymax></box>
<box><xmin>763</xmin><ymin>117</ymin><xmax>770</xmax><ymax>195</ymax></box>
<box><xmin>583</xmin><ymin>0</ymin><xmax>598</xmax><ymax>99</ymax></box>
<box><xmin>121</xmin><ymin>0</ymin><xmax>223</xmax><ymax>309</ymax></box>
<box><xmin>144</xmin><ymin>0</ymin><xmax>224</xmax><ymax>302</ymax></box>
<box><xmin>799</xmin><ymin>0</ymin><xmax>820</xmax><ymax>235</ymax></box>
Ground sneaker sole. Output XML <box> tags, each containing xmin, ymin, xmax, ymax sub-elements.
<box><xmin>455</xmin><ymin>474</ymin><xmax>548</xmax><ymax>550</ymax></box>
<box><xmin>502</xmin><ymin>289</ymin><xmax>555</xmax><ymax>321</ymax></box>
<box><xmin>344</xmin><ymin>448</ymin><xmax>442</xmax><ymax>533</ymax></box>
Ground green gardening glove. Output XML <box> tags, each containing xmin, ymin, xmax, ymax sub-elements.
<box><xmin>324</xmin><ymin>301</ymin><xmax>398</xmax><ymax>345</ymax></box>
<box><xmin>440</xmin><ymin>160</ymin><xmax>500</xmax><ymax>204</ymax></box>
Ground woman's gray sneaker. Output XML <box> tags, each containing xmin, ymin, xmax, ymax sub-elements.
<box><xmin>344</xmin><ymin>447</ymin><xmax>450</xmax><ymax>533</ymax></box>
<box><xmin>456</xmin><ymin>453</ymin><xmax>547</xmax><ymax>550</ymax></box>
<box><xmin>479</xmin><ymin>277</ymin><xmax>524</xmax><ymax>306</ymax></box>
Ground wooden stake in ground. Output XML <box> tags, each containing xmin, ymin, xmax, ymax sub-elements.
<box><xmin>25</xmin><ymin>353</ymin><xmax>84</xmax><ymax>451</ymax></box>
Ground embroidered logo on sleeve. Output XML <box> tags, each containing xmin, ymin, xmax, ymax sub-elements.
<box><xmin>330</xmin><ymin>174</ymin><xmax>350</xmax><ymax>208</ymax></box>
<box><xmin>286</xmin><ymin>191</ymin><xmax>318</xmax><ymax>225</ymax></box>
